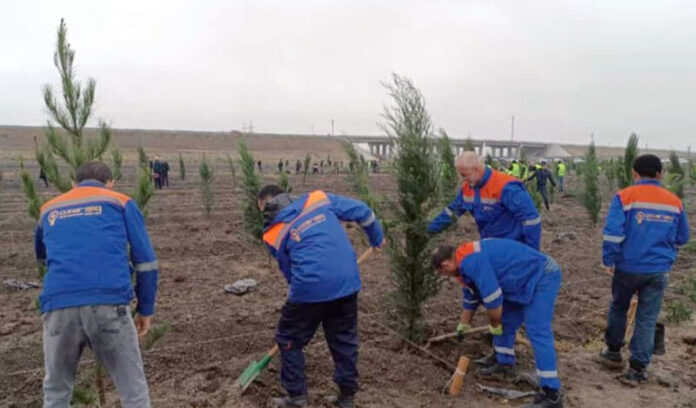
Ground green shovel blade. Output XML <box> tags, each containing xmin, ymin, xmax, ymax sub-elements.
<box><xmin>236</xmin><ymin>354</ymin><xmax>274</xmax><ymax>392</ymax></box>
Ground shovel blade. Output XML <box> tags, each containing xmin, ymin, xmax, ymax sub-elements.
<box><xmin>235</xmin><ymin>360</ymin><xmax>260</xmax><ymax>390</ymax></box>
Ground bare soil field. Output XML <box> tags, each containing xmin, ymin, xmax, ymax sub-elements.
<box><xmin>1</xmin><ymin>131</ymin><xmax>695</xmax><ymax>407</ymax></box>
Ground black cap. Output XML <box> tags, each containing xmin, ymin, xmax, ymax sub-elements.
<box><xmin>632</xmin><ymin>154</ymin><xmax>662</xmax><ymax>178</ymax></box>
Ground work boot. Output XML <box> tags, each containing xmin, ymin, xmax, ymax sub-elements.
<box><xmin>476</xmin><ymin>362</ymin><xmax>517</xmax><ymax>381</ymax></box>
<box><xmin>270</xmin><ymin>395</ymin><xmax>307</xmax><ymax>407</ymax></box>
<box><xmin>618</xmin><ymin>362</ymin><xmax>648</xmax><ymax>387</ymax></box>
<box><xmin>326</xmin><ymin>393</ymin><xmax>354</xmax><ymax>408</ymax></box>
<box><xmin>474</xmin><ymin>352</ymin><xmax>497</xmax><ymax>368</ymax></box>
<box><xmin>520</xmin><ymin>387</ymin><xmax>563</xmax><ymax>408</ymax></box>
<box><xmin>597</xmin><ymin>347</ymin><xmax>623</xmax><ymax>370</ymax></box>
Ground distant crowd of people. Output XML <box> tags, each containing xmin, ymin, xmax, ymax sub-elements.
<box><xmin>256</xmin><ymin>158</ymin><xmax>382</xmax><ymax>175</ymax></box>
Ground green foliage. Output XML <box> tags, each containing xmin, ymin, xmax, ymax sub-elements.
<box><xmin>675</xmin><ymin>276</ymin><xmax>696</xmax><ymax>303</ymax></box>
<box><xmin>71</xmin><ymin>383</ymin><xmax>98</xmax><ymax>406</ymax></box>
<box><xmin>132</xmin><ymin>164</ymin><xmax>154</xmax><ymax>218</ymax></box>
<box><xmin>669</xmin><ymin>151</ymin><xmax>684</xmax><ymax>176</ymax></box>
<box><xmin>525</xmin><ymin>180</ymin><xmax>542</xmax><ymax>211</ymax></box>
<box><xmin>34</xmin><ymin>19</ymin><xmax>114</xmax><ymax>194</ymax></box>
<box><xmin>688</xmin><ymin>159</ymin><xmax>696</xmax><ymax>185</ymax></box>
<box><xmin>303</xmin><ymin>154</ymin><xmax>311</xmax><ymax>185</ymax></box>
<box><xmin>226</xmin><ymin>154</ymin><xmax>237</xmax><ymax>187</ymax></box>
<box><xmin>239</xmin><ymin>139</ymin><xmax>263</xmax><ymax>240</ymax></box>
<box><xmin>582</xmin><ymin>142</ymin><xmax>602</xmax><ymax>224</ymax></box>
<box><xmin>437</xmin><ymin>129</ymin><xmax>459</xmax><ymax>205</ymax></box>
<box><xmin>279</xmin><ymin>170</ymin><xmax>292</xmax><ymax>193</ymax></box>
<box><xmin>19</xmin><ymin>160</ymin><xmax>44</xmax><ymax>221</ymax></box>
<box><xmin>485</xmin><ymin>154</ymin><xmax>498</xmax><ymax>170</ymax></box>
<box><xmin>199</xmin><ymin>155</ymin><xmax>214</xmax><ymax>217</ymax></box>
<box><xmin>664</xmin><ymin>172</ymin><xmax>686</xmax><ymax>199</ymax></box>
<box><xmin>666</xmin><ymin>301</ymin><xmax>692</xmax><ymax>324</ymax></box>
<box><xmin>111</xmin><ymin>145</ymin><xmax>122</xmax><ymax>180</ymax></box>
<box><xmin>344</xmin><ymin>141</ymin><xmax>380</xmax><ymax>213</ymax></box>
<box><xmin>143</xmin><ymin>321</ymin><xmax>171</xmax><ymax>351</ymax></box>
<box><xmin>380</xmin><ymin>73</ymin><xmax>440</xmax><ymax>341</ymax></box>
<box><xmin>463</xmin><ymin>137</ymin><xmax>475</xmax><ymax>152</ymax></box>
<box><xmin>137</xmin><ymin>146</ymin><xmax>148</xmax><ymax>169</ymax></box>
<box><xmin>178</xmin><ymin>153</ymin><xmax>185</xmax><ymax>180</ymax></box>
<box><xmin>620</xmin><ymin>133</ymin><xmax>639</xmax><ymax>188</ymax></box>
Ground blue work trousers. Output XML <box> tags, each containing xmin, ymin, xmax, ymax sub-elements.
<box><xmin>275</xmin><ymin>293</ymin><xmax>359</xmax><ymax>397</ymax></box>
<box><xmin>494</xmin><ymin>260</ymin><xmax>562</xmax><ymax>390</ymax></box>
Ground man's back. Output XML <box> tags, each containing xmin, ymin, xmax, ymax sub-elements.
<box><xmin>263</xmin><ymin>190</ymin><xmax>383</xmax><ymax>303</ymax></box>
<box><xmin>604</xmin><ymin>180</ymin><xmax>689</xmax><ymax>273</ymax></box>
<box><xmin>36</xmin><ymin>180</ymin><xmax>158</xmax><ymax>315</ymax></box>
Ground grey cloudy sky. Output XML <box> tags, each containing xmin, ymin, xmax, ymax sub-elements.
<box><xmin>1</xmin><ymin>0</ymin><xmax>695</xmax><ymax>150</ymax></box>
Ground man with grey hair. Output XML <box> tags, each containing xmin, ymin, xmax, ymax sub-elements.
<box><xmin>428</xmin><ymin>151</ymin><xmax>542</xmax><ymax>371</ymax></box>
<box><xmin>429</xmin><ymin>152</ymin><xmax>541</xmax><ymax>249</ymax></box>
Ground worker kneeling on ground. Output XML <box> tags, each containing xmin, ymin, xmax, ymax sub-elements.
<box><xmin>599</xmin><ymin>154</ymin><xmax>690</xmax><ymax>384</ymax></box>
<box><xmin>432</xmin><ymin>239</ymin><xmax>563</xmax><ymax>408</ymax></box>
<box><xmin>35</xmin><ymin>162</ymin><xmax>158</xmax><ymax>408</ymax></box>
<box><xmin>259</xmin><ymin>185</ymin><xmax>385</xmax><ymax>408</ymax></box>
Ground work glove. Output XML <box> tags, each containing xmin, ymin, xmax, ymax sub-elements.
<box><xmin>489</xmin><ymin>324</ymin><xmax>503</xmax><ymax>336</ymax></box>
<box><xmin>456</xmin><ymin>322</ymin><xmax>471</xmax><ymax>341</ymax></box>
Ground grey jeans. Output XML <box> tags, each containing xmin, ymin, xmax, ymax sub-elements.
<box><xmin>42</xmin><ymin>305</ymin><xmax>151</xmax><ymax>408</ymax></box>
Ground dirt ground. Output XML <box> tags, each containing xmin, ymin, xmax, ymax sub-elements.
<box><xmin>1</xmin><ymin>131</ymin><xmax>695</xmax><ymax>407</ymax></box>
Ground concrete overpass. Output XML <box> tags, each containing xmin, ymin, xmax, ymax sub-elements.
<box><xmin>344</xmin><ymin>135</ymin><xmax>549</xmax><ymax>160</ymax></box>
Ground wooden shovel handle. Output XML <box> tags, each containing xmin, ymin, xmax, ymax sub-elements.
<box><xmin>427</xmin><ymin>325</ymin><xmax>489</xmax><ymax>344</ymax></box>
<box><xmin>357</xmin><ymin>247</ymin><xmax>375</xmax><ymax>265</ymax></box>
<box><xmin>269</xmin><ymin>344</ymin><xmax>280</xmax><ymax>357</ymax></box>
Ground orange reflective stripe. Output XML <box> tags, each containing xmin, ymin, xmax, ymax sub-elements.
<box><xmin>39</xmin><ymin>186</ymin><xmax>131</xmax><ymax>218</ymax></box>
<box><xmin>618</xmin><ymin>184</ymin><xmax>682</xmax><ymax>210</ymax></box>
<box><xmin>263</xmin><ymin>191</ymin><xmax>332</xmax><ymax>250</ymax></box>
<box><xmin>263</xmin><ymin>222</ymin><xmax>287</xmax><ymax>248</ymax></box>
<box><xmin>455</xmin><ymin>241</ymin><xmax>480</xmax><ymax>265</ymax></box>
<box><xmin>479</xmin><ymin>170</ymin><xmax>515</xmax><ymax>201</ymax></box>
<box><xmin>304</xmin><ymin>190</ymin><xmax>329</xmax><ymax>209</ymax></box>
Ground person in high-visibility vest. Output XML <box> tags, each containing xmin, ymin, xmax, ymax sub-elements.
<box><xmin>556</xmin><ymin>161</ymin><xmax>566</xmax><ymax>192</ymax></box>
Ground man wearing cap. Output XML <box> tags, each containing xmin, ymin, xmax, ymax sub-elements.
<box><xmin>432</xmin><ymin>239</ymin><xmax>563</xmax><ymax>408</ymax></box>
<box><xmin>35</xmin><ymin>161</ymin><xmax>158</xmax><ymax>407</ymax></box>
<box><xmin>598</xmin><ymin>154</ymin><xmax>690</xmax><ymax>384</ymax></box>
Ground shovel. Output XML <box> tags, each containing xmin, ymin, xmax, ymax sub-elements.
<box><xmin>235</xmin><ymin>246</ymin><xmax>376</xmax><ymax>393</ymax></box>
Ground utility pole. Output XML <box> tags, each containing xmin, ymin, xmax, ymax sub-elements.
<box><xmin>510</xmin><ymin>115</ymin><xmax>515</xmax><ymax>142</ymax></box>
<box><xmin>331</xmin><ymin>119</ymin><xmax>335</xmax><ymax>136</ymax></box>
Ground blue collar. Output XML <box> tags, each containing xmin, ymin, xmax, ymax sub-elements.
<box><xmin>635</xmin><ymin>179</ymin><xmax>660</xmax><ymax>186</ymax></box>
<box><xmin>476</xmin><ymin>167</ymin><xmax>493</xmax><ymax>188</ymax></box>
<box><xmin>76</xmin><ymin>180</ymin><xmax>106</xmax><ymax>188</ymax></box>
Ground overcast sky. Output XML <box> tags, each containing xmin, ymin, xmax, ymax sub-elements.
<box><xmin>1</xmin><ymin>0</ymin><xmax>695</xmax><ymax>150</ymax></box>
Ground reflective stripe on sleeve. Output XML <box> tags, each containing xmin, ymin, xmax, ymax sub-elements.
<box><xmin>134</xmin><ymin>261</ymin><xmax>158</xmax><ymax>272</ymax></box>
<box><xmin>603</xmin><ymin>234</ymin><xmax>625</xmax><ymax>243</ymax></box>
<box><xmin>360</xmin><ymin>212</ymin><xmax>376</xmax><ymax>227</ymax></box>
<box><xmin>483</xmin><ymin>287</ymin><xmax>502</xmax><ymax>304</ymax></box>
<box><xmin>523</xmin><ymin>217</ymin><xmax>541</xmax><ymax>226</ymax></box>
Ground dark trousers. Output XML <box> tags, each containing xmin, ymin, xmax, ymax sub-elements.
<box><xmin>154</xmin><ymin>176</ymin><xmax>162</xmax><ymax>189</ymax></box>
<box><xmin>162</xmin><ymin>173</ymin><xmax>169</xmax><ymax>187</ymax></box>
<box><xmin>539</xmin><ymin>185</ymin><xmax>550</xmax><ymax>210</ymax></box>
<box><xmin>605</xmin><ymin>270</ymin><xmax>668</xmax><ymax>368</ymax></box>
<box><xmin>275</xmin><ymin>293</ymin><xmax>359</xmax><ymax>397</ymax></box>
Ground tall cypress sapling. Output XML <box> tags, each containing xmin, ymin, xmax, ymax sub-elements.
<box><xmin>380</xmin><ymin>73</ymin><xmax>440</xmax><ymax>341</ymax></box>
<box><xmin>199</xmin><ymin>155</ymin><xmax>215</xmax><ymax>217</ymax></box>
<box><xmin>239</xmin><ymin>139</ymin><xmax>264</xmax><ymax>240</ymax></box>
<box><xmin>437</xmin><ymin>129</ymin><xmax>458</xmax><ymax>205</ymax></box>
<box><xmin>178</xmin><ymin>153</ymin><xmax>186</xmax><ymax>180</ymax></box>
<box><xmin>620</xmin><ymin>133</ymin><xmax>639</xmax><ymax>188</ymax></box>
<box><xmin>583</xmin><ymin>142</ymin><xmax>602</xmax><ymax>224</ymax></box>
